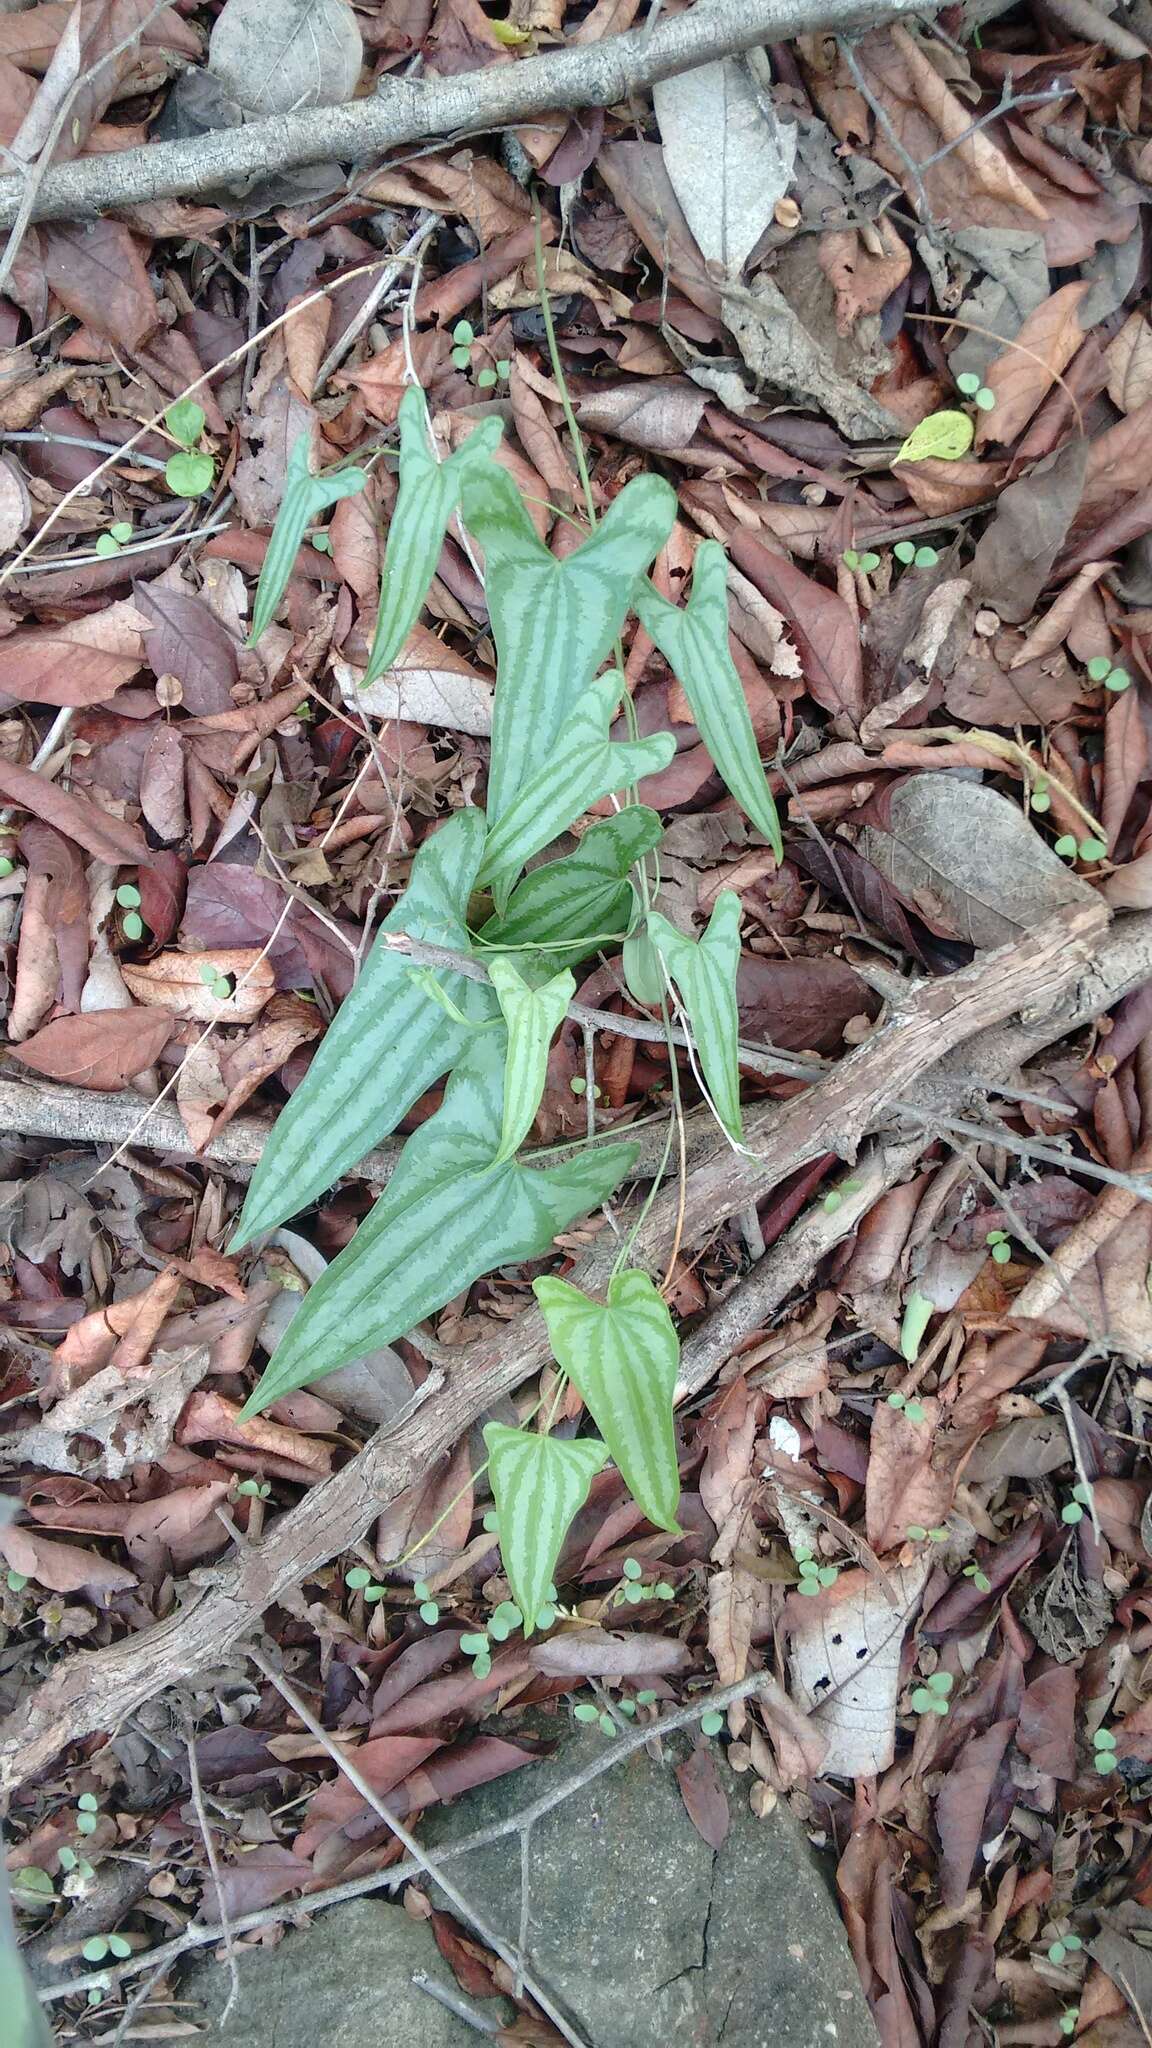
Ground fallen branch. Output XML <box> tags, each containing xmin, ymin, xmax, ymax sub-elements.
<box><xmin>0</xmin><ymin>0</ymin><xmax>925</xmax><ymax>229</ymax></box>
<box><xmin>4</xmin><ymin>901</ymin><xmax>1149</xmax><ymax>1802</ymax></box>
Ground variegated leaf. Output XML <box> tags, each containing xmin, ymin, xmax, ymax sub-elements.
<box><xmin>460</xmin><ymin>464</ymin><xmax>675</xmax><ymax>822</ymax></box>
<box><xmin>647</xmin><ymin>889</ymin><xmax>743</xmax><ymax>1140</ymax></box>
<box><xmin>240</xmin><ymin>1031</ymin><xmax>639</xmax><ymax>1410</ymax></box>
<box><xmin>533</xmin><ymin>1268</ymin><xmax>681</xmax><ymax>1532</ymax></box>
<box><xmin>636</xmin><ymin>542</ymin><xmax>782</xmax><ymax>859</ymax></box>
<box><xmin>488</xmin><ymin>958</ymin><xmax>575</xmax><ymax>1164</ymax></box>
<box><xmin>477</xmin><ymin>672</ymin><xmax>675</xmax><ymax>910</ymax></box>
<box><xmin>483</xmin><ymin>1423</ymin><xmax>607</xmax><ymax>1633</ymax></box>
<box><xmin>362</xmin><ymin>391</ymin><xmax>503</xmax><ymax>687</ymax></box>
<box><xmin>231</xmin><ymin>809</ymin><xmax>494</xmax><ymax>1247</ymax></box>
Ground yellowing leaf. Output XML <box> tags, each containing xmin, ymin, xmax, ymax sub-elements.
<box><xmin>896</xmin><ymin>410</ymin><xmax>975</xmax><ymax>465</ymax></box>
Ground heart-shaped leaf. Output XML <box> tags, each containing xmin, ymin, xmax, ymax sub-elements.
<box><xmin>484</xmin><ymin>1423</ymin><xmax>607</xmax><ymax>1632</ymax></box>
<box><xmin>460</xmin><ymin>462</ymin><xmax>675</xmax><ymax>823</ymax></box>
<box><xmin>362</xmin><ymin>390</ymin><xmax>502</xmax><ymax>686</ymax></box>
<box><xmin>534</xmin><ymin>1268</ymin><xmax>681</xmax><ymax>1532</ymax></box>
<box><xmin>477</xmin><ymin>671</ymin><xmax>675</xmax><ymax>910</ymax></box>
<box><xmin>647</xmin><ymin>890</ymin><xmax>743</xmax><ymax>1140</ymax></box>
<box><xmin>636</xmin><ymin>541</ymin><xmax>782</xmax><ymax>859</ymax></box>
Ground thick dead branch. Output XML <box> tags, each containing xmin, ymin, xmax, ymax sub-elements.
<box><xmin>4</xmin><ymin>901</ymin><xmax>1149</xmax><ymax>1804</ymax></box>
<box><xmin>0</xmin><ymin>0</ymin><xmax>925</xmax><ymax>229</ymax></box>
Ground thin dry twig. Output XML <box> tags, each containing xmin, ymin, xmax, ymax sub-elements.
<box><xmin>0</xmin><ymin>0</ymin><xmax>925</xmax><ymax>229</ymax></box>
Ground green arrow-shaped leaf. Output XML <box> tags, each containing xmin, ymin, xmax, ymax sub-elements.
<box><xmin>239</xmin><ymin>1031</ymin><xmax>639</xmax><ymax>1410</ymax></box>
<box><xmin>477</xmin><ymin>672</ymin><xmax>675</xmax><ymax>910</ymax></box>
<box><xmin>488</xmin><ymin>957</ymin><xmax>575</xmax><ymax>1164</ymax></box>
<box><xmin>478</xmin><ymin>807</ymin><xmax>662</xmax><ymax>966</ymax></box>
<box><xmin>249</xmin><ymin>433</ymin><xmax>367</xmax><ymax>644</ymax></box>
<box><xmin>460</xmin><ymin>463</ymin><xmax>675</xmax><ymax>822</ymax></box>
<box><xmin>647</xmin><ymin>889</ymin><xmax>743</xmax><ymax>1140</ymax></box>
<box><xmin>362</xmin><ymin>390</ymin><xmax>503</xmax><ymax>687</ymax></box>
<box><xmin>636</xmin><ymin>542</ymin><xmax>782</xmax><ymax>860</ymax></box>
<box><xmin>231</xmin><ymin>809</ymin><xmax>494</xmax><ymax>1247</ymax></box>
<box><xmin>533</xmin><ymin>1268</ymin><xmax>681</xmax><ymax>1533</ymax></box>
<box><xmin>484</xmin><ymin>1423</ymin><xmax>607</xmax><ymax>1633</ymax></box>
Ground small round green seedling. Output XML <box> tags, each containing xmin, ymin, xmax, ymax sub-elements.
<box><xmin>823</xmin><ymin>1178</ymin><xmax>861</xmax><ymax>1212</ymax></box>
<box><xmin>573</xmin><ymin>1700</ymin><xmax>599</xmax><ymax>1723</ymax></box>
<box><xmin>1061</xmin><ymin>2007</ymin><xmax>1080</xmax><ymax>2036</ymax></box>
<box><xmin>700</xmin><ymin>1710</ymin><xmax>724</xmax><ymax>1736</ymax></box>
<box><xmin>76</xmin><ymin>1792</ymin><xmax>100</xmax><ymax>1835</ymax></box>
<box><xmin>622</xmin><ymin>1556</ymin><xmax>643</xmax><ymax>1580</ymax></box>
<box><xmin>166</xmin><ymin>450</ymin><xmax>215</xmax><ymax>498</ymax></box>
<box><xmin>842</xmin><ymin>548</ymin><xmax>880</xmax><ymax>573</ymax></box>
<box><xmin>1061</xmin><ymin>1482</ymin><xmax>1091</xmax><ymax>1526</ymax></box>
<box><xmin>1047</xmin><ymin>1933</ymin><xmax>1083</xmax><ymax>1966</ymax></box>
<box><xmin>985</xmin><ymin>1228</ymin><xmax>1011</xmax><ymax>1264</ymax></box>
<box><xmin>956</xmin><ymin>371</ymin><xmax>996</xmax><ymax>410</ymax></box>
<box><xmin>1105</xmin><ymin>668</ymin><xmax>1131</xmax><ymax>693</ymax></box>
<box><xmin>165</xmin><ymin>399</ymin><xmax>206</xmax><ymax>449</ymax></box>
<box><xmin>345</xmin><ymin>1565</ymin><xmax>385</xmax><ymax>1603</ymax></box>
<box><xmin>1030</xmin><ymin>781</ymin><xmax>1051</xmax><ymax>813</ymax></box>
<box><xmin>0</xmin><ymin>856</ymin><xmax>14</xmax><ymax>879</ymax></box>
<box><xmin>488</xmin><ymin>1600</ymin><xmax>523</xmax><ymax>1642</ymax></box>
<box><xmin>1078</xmin><ymin>837</ymin><xmax>1107</xmax><ymax>862</ymax></box>
<box><xmin>963</xmin><ymin>1562</ymin><xmax>992</xmax><ymax>1592</ymax></box>
<box><xmin>1092</xmin><ymin>1726</ymin><xmax>1119</xmax><ymax>1773</ymax></box>
<box><xmin>911</xmin><ymin>1669</ymin><xmax>954</xmax><ymax>1716</ymax></box>
<box><xmin>6</xmin><ymin>1567</ymin><xmax>28</xmax><ymax>1592</ymax></box>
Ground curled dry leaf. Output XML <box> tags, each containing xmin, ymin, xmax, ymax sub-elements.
<box><xmin>8</xmin><ymin>1007</ymin><xmax>175</xmax><ymax>1090</ymax></box>
<box><xmin>176</xmin><ymin>1389</ymin><xmax>333</xmax><ymax>1478</ymax></box>
<box><xmin>529</xmin><ymin>1629</ymin><xmax>691</xmax><ymax>1677</ymax></box>
<box><xmin>0</xmin><ymin>598</ymin><xmax>147</xmax><ymax>709</ymax></box>
<box><xmin>332</xmin><ymin>645</ymin><xmax>493</xmax><ymax>736</ymax></box>
<box><xmin>0</xmin><ymin>761</ymin><xmax>148</xmax><ymax>866</ymax></box>
<box><xmin>0</xmin><ymin>1523</ymin><xmax>137</xmax><ymax>1597</ymax></box>
<box><xmin>121</xmin><ymin>947</ymin><xmax>276</xmax><ymax>1023</ymax></box>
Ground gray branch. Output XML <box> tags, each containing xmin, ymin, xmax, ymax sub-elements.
<box><xmin>0</xmin><ymin>0</ymin><xmax>925</xmax><ymax>229</ymax></box>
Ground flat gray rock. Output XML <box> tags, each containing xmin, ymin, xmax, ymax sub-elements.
<box><xmin>420</xmin><ymin>1728</ymin><xmax>879</xmax><ymax>2048</ymax></box>
<box><xmin>184</xmin><ymin>1729</ymin><xmax>877</xmax><ymax>2048</ymax></box>
<box><xmin>182</xmin><ymin>1898</ymin><xmax>507</xmax><ymax>2045</ymax></box>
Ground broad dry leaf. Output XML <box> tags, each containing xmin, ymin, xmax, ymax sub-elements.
<box><xmin>0</xmin><ymin>1346</ymin><xmax>213</xmax><ymax>1478</ymax></box>
<box><xmin>864</xmin><ymin>1396</ymin><xmax>955</xmax><ymax>1553</ymax></box>
<box><xmin>9</xmin><ymin>1008</ymin><xmax>174</xmax><ymax>1090</ymax></box>
<box><xmin>653</xmin><ymin>57</ymin><xmax>795</xmax><ymax>275</ymax></box>
<box><xmin>888</xmin><ymin>27</ymin><xmax>1047</xmax><ymax>221</ymax></box>
<box><xmin>0</xmin><ymin>455</ymin><xmax>30</xmax><ymax>549</ymax></box>
<box><xmin>789</xmin><ymin>1559</ymin><xmax>930</xmax><ymax>1777</ymax></box>
<box><xmin>332</xmin><ymin>645</ymin><xmax>493</xmax><ymax>735</ymax></box>
<box><xmin>40</xmin><ymin>219</ymin><xmax>159</xmax><ymax>352</ymax></box>
<box><xmin>177</xmin><ymin>1388</ymin><xmax>333</xmax><ymax>1476</ymax></box>
<box><xmin>0</xmin><ymin>1523</ymin><xmax>137</xmax><ymax>1596</ymax></box>
<box><xmin>0</xmin><ymin>760</ymin><xmax>148</xmax><ymax>865</ymax></box>
<box><xmin>818</xmin><ymin>219</ymin><xmax>911</xmax><ymax>336</ymax></box>
<box><xmin>121</xmin><ymin>947</ymin><xmax>275</xmax><ymax>1023</ymax></box>
<box><xmin>208</xmin><ymin>0</ymin><xmax>362</xmax><ymax>113</ymax></box>
<box><xmin>0</xmin><ymin>597</ymin><xmax>147</xmax><ymax>707</ymax></box>
<box><xmin>975</xmin><ymin>281</ymin><xmax>1089</xmax><ymax>448</ymax></box>
<box><xmin>855</xmin><ymin>773</ymin><xmax>1097</xmax><ymax>948</ymax></box>
<box><xmin>1105</xmin><ymin>312</ymin><xmax>1152</xmax><ymax>415</ymax></box>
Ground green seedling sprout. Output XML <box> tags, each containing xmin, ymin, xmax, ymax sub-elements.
<box><xmin>910</xmin><ymin>1670</ymin><xmax>954</xmax><ymax>1716</ymax></box>
<box><xmin>893</xmin><ymin>540</ymin><xmax>940</xmax><ymax>568</ymax></box>
<box><xmin>1092</xmin><ymin>1726</ymin><xmax>1119</xmax><ymax>1774</ymax></box>
<box><xmin>985</xmin><ymin>1228</ymin><xmax>1012</xmax><ymax>1264</ymax></box>
<box><xmin>956</xmin><ymin>370</ymin><xmax>995</xmax><ymax>410</ymax></box>
<box><xmin>345</xmin><ymin>1565</ymin><xmax>385</xmax><ymax>1603</ymax></box>
<box><xmin>1061</xmin><ymin>1481</ymin><xmax>1091</xmax><ymax>1526</ymax></box>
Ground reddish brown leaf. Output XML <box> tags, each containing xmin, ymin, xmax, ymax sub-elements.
<box><xmin>9</xmin><ymin>1007</ymin><xmax>174</xmax><ymax>1090</ymax></box>
<box><xmin>726</xmin><ymin>531</ymin><xmax>864</xmax><ymax>722</ymax></box>
<box><xmin>0</xmin><ymin>759</ymin><xmax>148</xmax><ymax>864</ymax></box>
<box><xmin>675</xmin><ymin>1743</ymin><xmax>730</xmax><ymax>1852</ymax></box>
<box><xmin>136</xmin><ymin>582</ymin><xmax>239</xmax><ymax>714</ymax></box>
<box><xmin>40</xmin><ymin>219</ymin><xmax>159</xmax><ymax>351</ymax></box>
<box><xmin>0</xmin><ymin>1522</ymin><xmax>137</xmax><ymax>1596</ymax></box>
<box><xmin>1016</xmin><ymin>1666</ymin><xmax>1077</xmax><ymax>1780</ymax></box>
<box><xmin>0</xmin><ymin>599</ymin><xmax>146</xmax><ymax>707</ymax></box>
<box><xmin>934</xmin><ymin>1720</ymin><xmax>1013</xmax><ymax>1908</ymax></box>
<box><xmin>975</xmin><ymin>283</ymin><xmax>1089</xmax><ymax>449</ymax></box>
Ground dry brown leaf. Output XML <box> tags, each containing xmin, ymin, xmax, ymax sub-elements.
<box><xmin>1105</xmin><ymin>313</ymin><xmax>1152</xmax><ymax>415</ymax></box>
<box><xmin>121</xmin><ymin>948</ymin><xmax>275</xmax><ymax>1023</ymax></box>
<box><xmin>177</xmin><ymin>1389</ymin><xmax>333</xmax><ymax>1476</ymax></box>
<box><xmin>818</xmin><ymin>218</ymin><xmax>911</xmax><ymax>336</ymax></box>
<box><xmin>887</xmin><ymin>27</ymin><xmax>1048</xmax><ymax>221</ymax></box>
<box><xmin>0</xmin><ymin>597</ymin><xmax>147</xmax><ymax>707</ymax></box>
<box><xmin>864</xmin><ymin>1396</ymin><xmax>954</xmax><ymax>1552</ymax></box>
<box><xmin>0</xmin><ymin>1346</ymin><xmax>213</xmax><ymax>1478</ymax></box>
<box><xmin>975</xmin><ymin>281</ymin><xmax>1089</xmax><ymax>449</ymax></box>
<box><xmin>9</xmin><ymin>1007</ymin><xmax>174</xmax><ymax>1090</ymax></box>
<box><xmin>789</xmin><ymin>1559</ymin><xmax>930</xmax><ymax>1777</ymax></box>
<box><xmin>285</xmin><ymin>291</ymin><xmax>331</xmax><ymax>400</ymax></box>
<box><xmin>0</xmin><ymin>1523</ymin><xmax>137</xmax><ymax>1596</ymax></box>
<box><xmin>0</xmin><ymin>760</ymin><xmax>148</xmax><ymax>865</ymax></box>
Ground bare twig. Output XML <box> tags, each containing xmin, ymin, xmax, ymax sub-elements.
<box><xmin>0</xmin><ymin>0</ymin><xmax>926</xmax><ymax>230</ymax></box>
<box><xmin>37</xmin><ymin>1669</ymin><xmax>779</xmax><ymax>2005</ymax></box>
<box><xmin>183</xmin><ymin>1726</ymin><xmax>240</xmax><ymax>2023</ymax></box>
<box><xmin>246</xmin><ymin>1646</ymin><xmax>591</xmax><ymax>2048</ymax></box>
